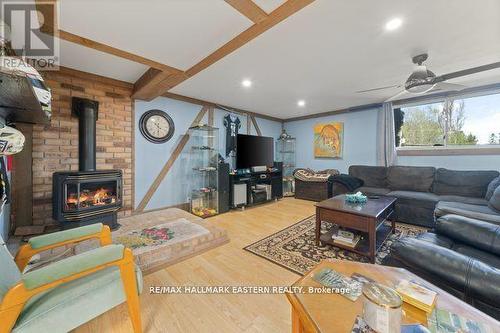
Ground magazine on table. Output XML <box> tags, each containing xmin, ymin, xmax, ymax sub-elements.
<box><xmin>312</xmin><ymin>267</ymin><xmax>362</xmax><ymax>301</ymax></box>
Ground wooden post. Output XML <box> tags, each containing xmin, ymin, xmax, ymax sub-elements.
<box><xmin>250</xmin><ymin>115</ymin><xmax>262</xmax><ymax>136</ymax></box>
<box><xmin>12</xmin><ymin>123</ymin><xmax>33</xmax><ymax>228</ymax></box>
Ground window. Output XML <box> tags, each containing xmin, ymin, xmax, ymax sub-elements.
<box><xmin>394</xmin><ymin>92</ymin><xmax>500</xmax><ymax>148</ymax></box>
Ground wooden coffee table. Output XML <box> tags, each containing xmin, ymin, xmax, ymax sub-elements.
<box><xmin>315</xmin><ymin>195</ymin><xmax>396</xmax><ymax>263</ymax></box>
<box><xmin>286</xmin><ymin>260</ymin><xmax>499</xmax><ymax>333</ymax></box>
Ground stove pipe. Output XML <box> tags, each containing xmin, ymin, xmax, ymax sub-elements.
<box><xmin>72</xmin><ymin>97</ymin><xmax>99</xmax><ymax>171</ymax></box>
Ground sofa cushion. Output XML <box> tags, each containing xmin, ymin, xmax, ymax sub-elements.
<box><xmin>390</xmin><ymin>190</ymin><xmax>439</xmax><ymax>228</ymax></box>
<box><xmin>489</xmin><ymin>186</ymin><xmax>500</xmax><ymax>212</ymax></box>
<box><xmin>435</xmin><ymin>201</ymin><xmax>500</xmax><ymax>225</ymax></box>
<box><xmin>388</xmin><ymin>190</ymin><xmax>439</xmax><ymax>208</ymax></box>
<box><xmin>348</xmin><ymin>165</ymin><xmax>387</xmax><ymax>188</ymax></box>
<box><xmin>432</xmin><ymin>168</ymin><xmax>499</xmax><ymax>198</ymax></box>
<box><xmin>436</xmin><ymin>214</ymin><xmax>500</xmax><ymax>256</ymax></box>
<box><xmin>438</xmin><ymin>195</ymin><xmax>488</xmax><ymax>206</ymax></box>
<box><xmin>416</xmin><ymin>232</ymin><xmax>453</xmax><ymax>249</ymax></box>
<box><xmin>452</xmin><ymin>245</ymin><xmax>500</xmax><ymax>269</ymax></box>
<box><xmin>356</xmin><ymin>186</ymin><xmax>390</xmax><ymax>196</ymax></box>
<box><xmin>486</xmin><ymin>176</ymin><xmax>500</xmax><ymax>201</ymax></box>
<box><xmin>387</xmin><ymin>237</ymin><xmax>500</xmax><ymax>308</ymax></box>
<box><xmin>387</xmin><ymin>166</ymin><xmax>435</xmax><ymax>192</ymax></box>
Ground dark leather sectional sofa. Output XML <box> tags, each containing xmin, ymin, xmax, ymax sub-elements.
<box><xmin>341</xmin><ymin>165</ymin><xmax>500</xmax><ymax>228</ymax></box>
<box><xmin>383</xmin><ymin>214</ymin><xmax>500</xmax><ymax>319</ymax></box>
<box><xmin>336</xmin><ymin>165</ymin><xmax>500</xmax><ymax>319</ymax></box>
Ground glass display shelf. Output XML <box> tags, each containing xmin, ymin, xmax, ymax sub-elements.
<box><xmin>184</xmin><ymin>125</ymin><xmax>220</xmax><ymax>218</ymax></box>
<box><xmin>276</xmin><ymin>134</ymin><xmax>296</xmax><ymax>197</ymax></box>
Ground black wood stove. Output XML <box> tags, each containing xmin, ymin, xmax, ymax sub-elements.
<box><xmin>52</xmin><ymin>97</ymin><xmax>122</xmax><ymax>229</ymax></box>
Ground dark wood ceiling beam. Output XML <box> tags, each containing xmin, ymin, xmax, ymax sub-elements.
<box><xmin>133</xmin><ymin>0</ymin><xmax>315</xmax><ymax>100</ymax></box>
<box><xmin>224</xmin><ymin>0</ymin><xmax>268</xmax><ymax>24</ymax></box>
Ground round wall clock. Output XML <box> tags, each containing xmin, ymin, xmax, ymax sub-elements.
<box><xmin>139</xmin><ymin>109</ymin><xmax>175</xmax><ymax>143</ymax></box>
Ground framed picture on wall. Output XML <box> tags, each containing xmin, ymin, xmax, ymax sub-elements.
<box><xmin>313</xmin><ymin>122</ymin><xmax>344</xmax><ymax>158</ymax></box>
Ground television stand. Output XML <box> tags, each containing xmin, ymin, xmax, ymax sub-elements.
<box><xmin>230</xmin><ymin>168</ymin><xmax>283</xmax><ymax>209</ymax></box>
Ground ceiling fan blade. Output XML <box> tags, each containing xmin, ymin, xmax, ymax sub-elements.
<box><xmin>385</xmin><ymin>90</ymin><xmax>410</xmax><ymax>102</ymax></box>
<box><xmin>437</xmin><ymin>61</ymin><xmax>500</xmax><ymax>81</ymax></box>
<box><xmin>428</xmin><ymin>81</ymin><xmax>467</xmax><ymax>93</ymax></box>
<box><xmin>356</xmin><ymin>84</ymin><xmax>401</xmax><ymax>93</ymax></box>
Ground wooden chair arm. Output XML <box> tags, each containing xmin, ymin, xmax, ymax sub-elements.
<box><xmin>0</xmin><ymin>248</ymin><xmax>140</xmax><ymax>333</ymax></box>
<box><xmin>14</xmin><ymin>225</ymin><xmax>112</xmax><ymax>271</ymax></box>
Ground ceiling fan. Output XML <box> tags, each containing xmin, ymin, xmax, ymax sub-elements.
<box><xmin>356</xmin><ymin>53</ymin><xmax>500</xmax><ymax>102</ymax></box>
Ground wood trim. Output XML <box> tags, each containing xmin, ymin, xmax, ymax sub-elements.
<box><xmin>161</xmin><ymin>92</ymin><xmax>284</xmax><ymax>122</ymax></box>
<box><xmin>12</xmin><ymin>124</ymin><xmax>33</xmax><ymax>228</ymax></box>
<box><xmin>135</xmin><ymin>106</ymin><xmax>209</xmax><ymax>212</ymax></box>
<box><xmin>224</xmin><ymin>0</ymin><xmax>268</xmax><ymax>24</ymax></box>
<box><xmin>58</xmin><ymin>30</ymin><xmax>183</xmax><ymax>74</ymax></box>
<box><xmin>131</xmin><ymin>98</ymin><xmax>136</xmax><ymax>212</ymax></box>
<box><xmin>285</xmin><ymin>103</ymin><xmax>383</xmax><ymax>122</ymax></box>
<box><xmin>250</xmin><ymin>115</ymin><xmax>262</xmax><ymax>136</ymax></box>
<box><xmin>397</xmin><ymin>146</ymin><xmax>500</xmax><ymax>156</ymax></box>
<box><xmin>247</xmin><ymin>114</ymin><xmax>251</xmax><ymax>134</ymax></box>
<box><xmin>133</xmin><ymin>0</ymin><xmax>315</xmax><ymax>100</ymax></box>
<box><xmin>132</xmin><ymin>70</ymin><xmax>189</xmax><ymax>100</ymax></box>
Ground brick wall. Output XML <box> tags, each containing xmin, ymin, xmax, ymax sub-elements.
<box><xmin>31</xmin><ymin>68</ymin><xmax>134</xmax><ymax>226</ymax></box>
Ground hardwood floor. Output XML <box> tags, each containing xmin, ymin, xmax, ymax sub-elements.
<box><xmin>75</xmin><ymin>198</ymin><xmax>315</xmax><ymax>333</ymax></box>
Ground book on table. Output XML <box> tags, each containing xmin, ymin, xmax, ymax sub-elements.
<box><xmin>330</xmin><ymin>226</ymin><xmax>361</xmax><ymax>248</ymax></box>
<box><xmin>332</xmin><ymin>235</ymin><xmax>361</xmax><ymax>248</ymax></box>
<box><xmin>395</xmin><ymin>280</ymin><xmax>437</xmax><ymax>313</ymax></box>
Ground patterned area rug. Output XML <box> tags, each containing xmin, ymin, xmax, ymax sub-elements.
<box><xmin>244</xmin><ymin>215</ymin><xmax>427</xmax><ymax>275</ymax></box>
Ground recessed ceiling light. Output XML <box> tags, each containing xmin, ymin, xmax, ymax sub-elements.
<box><xmin>241</xmin><ymin>79</ymin><xmax>252</xmax><ymax>88</ymax></box>
<box><xmin>385</xmin><ymin>18</ymin><xmax>403</xmax><ymax>31</ymax></box>
<box><xmin>297</xmin><ymin>100</ymin><xmax>306</xmax><ymax>107</ymax></box>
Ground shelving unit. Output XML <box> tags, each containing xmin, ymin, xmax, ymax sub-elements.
<box><xmin>276</xmin><ymin>134</ymin><xmax>296</xmax><ymax>197</ymax></box>
<box><xmin>187</xmin><ymin>125</ymin><xmax>219</xmax><ymax>218</ymax></box>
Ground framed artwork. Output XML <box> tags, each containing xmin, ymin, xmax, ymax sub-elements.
<box><xmin>313</xmin><ymin>122</ymin><xmax>344</xmax><ymax>158</ymax></box>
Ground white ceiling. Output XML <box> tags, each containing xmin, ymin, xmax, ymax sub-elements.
<box><xmin>252</xmin><ymin>0</ymin><xmax>286</xmax><ymax>13</ymax></box>
<box><xmin>59</xmin><ymin>0</ymin><xmax>252</xmax><ymax>70</ymax></box>
<box><xmin>50</xmin><ymin>0</ymin><xmax>500</xmax><ymax>118</ymax></box>
<box><xmin>59</xmin><ymin>40</ymin><xmax>149</xmax><ymax>82</ymax></box>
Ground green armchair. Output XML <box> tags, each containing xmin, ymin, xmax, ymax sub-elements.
<box><xmin>0</xmin><ymin>224</ymin><xmax>143</xmax><ymax>333</ymax></box>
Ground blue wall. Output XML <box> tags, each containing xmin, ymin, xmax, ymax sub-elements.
<box><xmin>135</xmin><ymin>97</ymin><xmax>282</xmax><ymax>211</ymax></box>
<box><xmin>284</xmin><ymin>108</ymin><xmax>380</xmax><ymax>173</ymax></box>
<box><xmin>396</xmin><ymin>155</ymin><xmax>500</xmax><ymax>170</ymax></box>
<box><xmin>284</xmin><ymin>106</ymin><xmax>500</xmax><ymax>173</ymax></box>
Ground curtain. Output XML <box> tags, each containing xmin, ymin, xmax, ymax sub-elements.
<box><xmin>377</xmin><ymin>102</ymin><xmax>396</xmax><ymax>166</ymax></box>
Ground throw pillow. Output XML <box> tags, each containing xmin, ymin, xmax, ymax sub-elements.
<box><xmin>486</xmin><ymin>176</ymin><xmax>500</xmax><ymax>201</ymax></box>
<box><xmin>489</xmin><ymin>186</ymin><xmax>500</xmax><ymax>212</ymax></box>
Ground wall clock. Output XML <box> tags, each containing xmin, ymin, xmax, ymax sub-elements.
<box><xmin>139</xmin><ymin>109</ymin><xmax>175</xmax><ymax>143</ymax></box>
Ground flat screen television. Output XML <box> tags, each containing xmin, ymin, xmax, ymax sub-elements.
<box><xmin>236</xmin><ymin>134</ymin><xmax>274</xmax><ymax>169</ymax></box>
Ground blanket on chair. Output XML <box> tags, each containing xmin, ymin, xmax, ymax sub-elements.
<box><xmin>293</xmin><ymin>168</ymin><xmax>340</xmax><ymax>182</ymax></box>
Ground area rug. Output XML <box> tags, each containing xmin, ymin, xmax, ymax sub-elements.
<box><xmin>244</xmin><ymin>215</ymin><xmax>427</xmax><ymax>275</ymax></box>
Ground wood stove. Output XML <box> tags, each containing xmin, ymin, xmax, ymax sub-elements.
<box><xmin>52</xmin><ymin>97</ymin><xmax>122</xmax><ymax>229</ymax></box>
